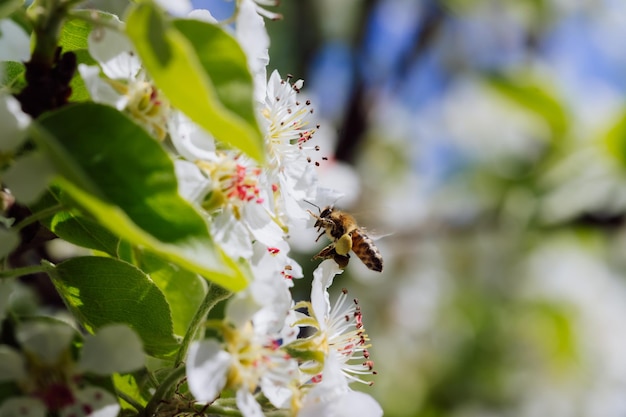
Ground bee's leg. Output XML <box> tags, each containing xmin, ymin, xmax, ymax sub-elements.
<box><xmin>314</xmin><ymin>244</ymin><xmax>350</xmax><ymax>269</ymax></box>
<box><xmin>333</xmin><ymin>252</ymin><xmax>350</xmax><ymax>269</ymax></box>
<box><xmin>315</xmin><ymin>230</ymin><xmax>326</xmax><ymax>242</ymax></box>
<box><xmin>314</xmin><ymin>243</ymin><xmax>336</xmax><ymax>260</ymax></box>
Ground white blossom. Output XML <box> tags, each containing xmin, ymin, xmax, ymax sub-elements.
<box><xmin>0</xmin><ymin>322</ymin><xmax>144</xmax><ymax>417</ymax></box>
<box><xmin>78</xmin><ymin>16</ymin><xmax>170</xmax><ymax>140</ymax></box>
<box><xmin>187</xmin><ymin>289</ymin><xmax>300</xmax><ymax>415</ymax></box>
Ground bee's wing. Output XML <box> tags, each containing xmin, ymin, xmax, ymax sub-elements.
<box><xmin>357</xmin><ymin>227</ymin><xmax>393</xmax><ymax>241</ymax></box>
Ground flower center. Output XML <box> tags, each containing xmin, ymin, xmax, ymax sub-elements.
<box><xmin>108</xmin><ymin>77</ymin><xmax>170</xmax><ymax>141</ymax></box>
<box><xmin>223</xmin><ymin>323</ymin><xmax>287</xmax><ymax>392</ymax></box>
<box><xmin>327</xmin><ymin>290</ymin><xmax>376</xmax><ymax>386</ymax></box>
<box><xmin>262</xmin><ymin>76</ymin><xmax>319</xmax><ymax>167</ymax></box>
<box><xmin>125</xmin><ymin>80</ymin><xmax>170</xmax><ymax>141</ymax></box>
<box><xmin>196</xmin><ymin>154</ymin><xmax>263</xmax><ymax>216</ymax></box>
<box><xmin>21</xmin><ymin>353</ymin><xmax>77</xmax><ymax>411</ymax></box>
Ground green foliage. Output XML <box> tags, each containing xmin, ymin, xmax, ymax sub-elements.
<box><xmin>487</xmin><ymin>75</ymin><xmax>568</xmax><ymax>139</ymax></box>
<box><xmin>603</xmin><ymin>110</ymin><xmax>626</xmax><ymax>168</ymax></box>
<box><xmin>34</xmin><ymin>188</ymin><xmax>121</xmax><ymax>256</ymax></box>
<box><xmin>48</xmin><ymin>211</ymin><xmax>120</xmax><ymax>255</ymax></box>
<box><xmin>0</xmin><ymin>61</ymin><xmax>25</xmax><ymax>92</ymax></box>
<box><xmin>59</xmin><ymin>14</ymin><xmax>99</xmax><ymax>102</ymax></box>
<box><xmin>0</xmin><ymin>0</ymin><xmax>22</xmax><ymax>20</ymax></box>
<box><xmin>33</xmin><ymin>102</ymin><xmax>248</xmax><ymax>291</ymax></box>
<box><xmin>135</xmin><ymin>251</ymin><xmax>208</xmax><ymax>337</ymax></box>
<box><xmin>113</xmin><ymin>371</ymin><xmax>152</xmax><ymax>410</ymax></box>
<box><xmin>50</xmin><ymin>256</ymin><xmax>180</xmax><ymax>358</ymax></box>
<box><xmin>125</xmin><ymin>3</ymin><xmax>265</xmax><ymax>162</ymax></box>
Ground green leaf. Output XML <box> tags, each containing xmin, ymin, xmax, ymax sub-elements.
<box><xmin>49</xmin><ymin>256</ymin><xmax>179</xmax><ymax>358</ymax></box>
<box><xmin>125</xmin><ymin>3</ymin><xmax>264</xmax><ymax>162</ymax></box>
<box><xmin>60</xmin><ymin>17</ymin><xmax>91</xmax><ymax>52</ymax></box>
<box><xmin>603</xmin><ymin>110</ymin><xmax>626</xmax><ymax>168</ymax></box>
<box><xmin>61</xmin><ymin>11</ymin><xmax>122</xmax><ymax>53</ymax></box>
<box><xmin>34</xmin><ymin>102</ymin><xmax>248</xmax><ymax>292</ymax></box>
<box><xmin>486</xmin><ymin>75</ymin><xmax>568</xmax><ymax>139</ymax></box>
<box><xmin>0</xmin><ymin>0</ymin><xmax>22</xmax><ymax>20</ymax></box>
<box><xmin>113</xmin><ymin>371</ymin><xmax>151</xmax><ymax>410</ymax></box>
<box><xmin>137</xmin><ymin>251</ymin><xmax>207</xmax><ymax>337</ymax></box>
<box><xmin>1</xmin><ymin>61</ymin><xmax>25</xmax><ymax>91</ymax></box>
<box><xmin>33</xmin><ymin>189</ymin><xmax>120</xmax><ymax>256</ymax></box>
<box><xmin>50</xmin><ymin>212</ymin><xmax>120</xmax><ymax>255</ymax></box>
<box><xmin>59</xmin><ymin>13</ymin><xmax>102</xmax><ymax>102</ymax></box>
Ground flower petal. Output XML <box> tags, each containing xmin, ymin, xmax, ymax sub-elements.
<box><xmin>261</xmin><ymin>360</ymin><xmax>298</xmax><ymax>409</ymax></box>
<box><xmin>88</xmin><ymin>17</ymin><xmax>140</xmax><ymax>80</ymax></box>
<box><xmin>298</xmin><ymin>390</ymin><xmax>383</xmax><ymax>417</ymax></box>
<box><xmin>0</xmin><ymin>230</ymin><xmax>19</xmax><ymax>261</ymax></box>
<box><xmin>77</xmin><ymin>64</ymin><xmax>127</xmax><ymax>109</ymax></box>
<box><xmin>186</xmin><ymin>340</ymin><xmax>231</xmax><ymax>402</ymax></box>
<box><xmin>174</xmin><ymin>159</ymin><xmax>211</xmax><ymax>203</ymax></box>
<box><xmin>59</xmin><ymin>387</ymin><xmax>120</xmax><ymax>417</ymax></box>
<box><xmin>213</xmin><ymin>211</ymin><xmax>254</xmax><ymax>260</ymax></box>
<box><xmin>236</xmin><ymin>0</ymin><xmax>269</xmax><ymax>103</ymax></box>
<box><xmin>78</xmin><ymin>324</ymin><xmax>144</xmax><ymax>375</ymax></box>
<box><xmin>0</xmin><ymin>94</ymin><xmax>31</xmax><ymax>152</ymax></box>
<box><xmin>16</xmin><ymin>321</ymin><xmax>75</xmax><ymax>366</ymax></box>
<box><xmin>3</xmin><ymin>151</ymin><xmax>56</xmax><ymax>204</ymax></box>
<box><xmin>188</xmin><ymin>9</ymin><xmax>217</xmax><ymax>23</ymax></box>
<box><xmin>299</xmin><ymin>354</ymin><xmax>382</xmax><ymax>417</ymax></box>
<box><xmin>225</xmin><ymin>289</ymin><xmax>263</xmax><ymax>329</ymax></box>
<box><xmin>243</xmin><ymin>203</ymin><xmax>284</xmax><ymax>247</ymax></box>
<box><xmin>0</xmin><ymin>19</ymin><xmax>30</xmax><ymax>62</ymax></box>
<box><xmin>0</xmin><ymin>397</ymin><xmax>46</xmax><ymax>417</ymax></box>
<box><xmin>310</xmin><ymin>260</ymin><xmax>343</xmax><ymax>328</ymax></box>
<box><xmin>0</xmin><ymin>345</ymin><xmax>27</xmax><ymax>382</ymax></box>
<box><xmin>236</xmin><ymin>388</ymin><xmax>264</xmax><ymax>417</ymax></box>
<box><xmin>169</xmin><ymin>110</ymin><xmax>216</xmax><ymax>161</ymax></box>
<box><xmin>331</xmin><ymin>390</ymin><xmax>383</xmax><ymax>417</ymax></box>
<box><xmin>155</xmin><ymin>0</ymin><xmax>192</xmax><ymax>15</ymax></box>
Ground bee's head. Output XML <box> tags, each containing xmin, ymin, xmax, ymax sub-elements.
<box><xmin>319</xmin><ymin>206</ymin><xmax>334</xmax><ymax>219</ymax></box>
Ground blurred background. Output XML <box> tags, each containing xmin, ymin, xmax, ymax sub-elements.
<box><xmin>251</xmin><ymin>1</ymin><xmax>626</xmax><ymax>416</ymax></box>
<box><xmin>64</xmin><ymin>0</ymin><xmax>626</xmax><ymax>415</ymax></box>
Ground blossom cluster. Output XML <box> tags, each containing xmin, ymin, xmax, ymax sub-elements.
<box><xmin>0</xmin><ymin>0</ymin><xmax>381</xmax><ymax>416</ymax></box>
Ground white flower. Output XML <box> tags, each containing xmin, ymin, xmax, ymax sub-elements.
<box><xmin>78</xmin><ymin>324</ymin><xmax>145</xmax><ymax>375</ymax></box>
<box><xmin>0</xmin><ymin>397</ymin><xmax>46</xmax><ymax>417</ymax></box>
<box><xmin>298</xmin><ymin>354</ymin><xmax>383</xmax><ymax>417</ymax></box>
<box><xmin>186</xmin><ymin>243</ymin><xmax>301</xmax><ymax>414</ymax></box>
<box><xmin>78</xmin><ymin>17</ymin><xmax>170</xmax><ymax>140</ymax></box>
<box><xmin>259</xmin><ymin>70</ymin><xmax>328</xmax><ymax>226</ymax></box>
<box><xmin>0</xmin><ymin>93</ymin><xmax>56</xmax><ymax>204</ymax></box>
<box><xmin>263</xmin><ymin>71</ymin><xmax>318</xmax><ymax>170</ymax></box>
<box><xmin>236</xmin><ymin>0</ymin><xmax>270</xmax><ymax>104</ymax></box>
<box><xmin>0</xmin><ymin>322</ymin><xmax>144</xmax><ymax>417</ymax></box>
<box><xmin>227</xmin><ymin>240</ymin><xmax>302</xmax><ymax>333</ymax></box>
<box><xmin>3</xmin><ymin>150</ymin><xmax>56</xmax><ymax>204</ymax></box>
<box><xmin>307</xmin><ymin>261</ymin><xmax>375</xmax><ymax>383</ymax></box>
<box><xmin>155</xmin><ymin>0</ymin><xmax>192</xmax><ymax>15</ymax></box>
<box><xmin>281</xmin><ymin>261</ymin><xmax>381</xmax><ymax>416</ymax></box>
<box><xmin>0</xmin><ymin>19</ymin><xmax>30</xmax><ymax>63</ymax></box>
<box><xmin>174</xmin><ymin>150</ymin><xmax>284</xmax><ymax>259</ymax></box>
<box><xmin>169</xmin><ymin>109</ymin><xmax>216</xmax><ymax>161</ymax></box>
<box><xmin>186</xmin><ymin>293</ymin><xmax>300</xmax><ymax>415</ymax></box>
<box><xmin>245</xmin><ymin>0</ymin><xmax>283</xmax><ymax>21</ymax></box>
<box><xmin>0</xmin><ymin>94</ymin><xmax>31</xmax><ymax>152</ymax></box>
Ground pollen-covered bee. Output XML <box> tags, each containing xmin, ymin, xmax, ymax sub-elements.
<box><xmin>307</xmin><ymin>204</ymin><xmax>383</xmax><ymax>272</ymax></box>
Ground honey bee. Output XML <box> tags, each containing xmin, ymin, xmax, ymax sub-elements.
<box><xmin>307</xmin><ymin>204</ymin><xmax>383</xmax><ymax>272</ymax></box>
